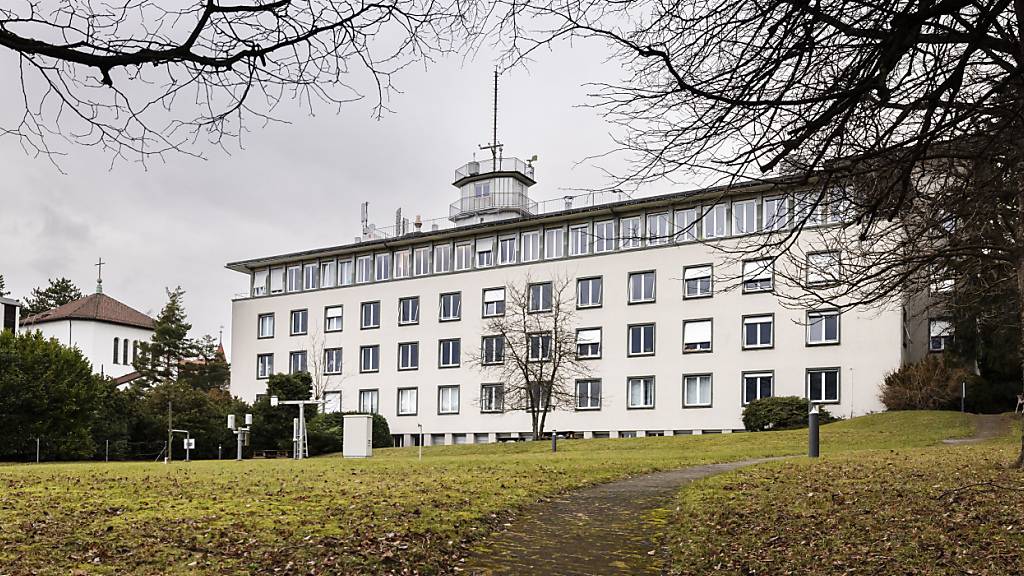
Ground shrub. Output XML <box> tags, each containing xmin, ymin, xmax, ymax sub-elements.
<box><xmin>880</xmin><ymin>355</ymin><xmax>973</xmax><ymax>411</ymax></box>
<box><xmin>742</xmin><ymin>396</ymin><xmax>836</xmax><ymax>432</ymax></box>
<box><xmin>306</xmin><ymin>412</ymin><xmax>393</xmax><ymax>456</ymax></box>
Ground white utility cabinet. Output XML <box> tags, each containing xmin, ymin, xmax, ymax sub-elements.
<box><xmin>343</xmin><ymin>414</ymin><xmax>373</xmax><ymax>458</ymax></box>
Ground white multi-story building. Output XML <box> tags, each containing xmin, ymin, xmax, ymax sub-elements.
<box><xmin>228</xmin><ymin>154</ymin><xmax>927</xmax><ymax>446</ymax></box>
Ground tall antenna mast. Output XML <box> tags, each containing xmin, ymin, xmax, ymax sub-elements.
<box><xmin>479</xmin><ymin>68</ymin><xmax>502</xmax><ymax>163</ymax></box>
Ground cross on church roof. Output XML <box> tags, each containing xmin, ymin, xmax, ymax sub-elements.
<box><xmin>95</xmin><ymin>257</ymin><xmax>105</xmax><ymax>294</ymax></box>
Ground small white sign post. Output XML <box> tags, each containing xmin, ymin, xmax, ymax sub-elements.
<box><xmin>343</xmin><ymin>414</ymin><xmax>373</xmax><ymax>458</ymax></box>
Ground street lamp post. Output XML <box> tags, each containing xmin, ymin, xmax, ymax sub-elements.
<box><xmin>271</xmin><ymin>396</ymin><xmax>319</xmax><ymax>460</ymax></box>
<box><xmin>808</xmin><ymin>403</ymin><xmax>820</xmax><ymax>458</ymax></box>
<box><xmin>227</xmin><ymin>413</ymin><xmax>254</xmax><ymax>460</ymax></box>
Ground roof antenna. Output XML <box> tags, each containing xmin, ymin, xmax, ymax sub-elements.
<box><xmin>479</xmin><ymin>67</ymin><xmax>502</xmax><ymax>164</ymax></box>
<box><xmin>95</xmin><ymin>257</ymin><xmax>105</xmax><ymax>294</ymax></box>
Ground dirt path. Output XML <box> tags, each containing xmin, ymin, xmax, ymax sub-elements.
<box><xmin>942</xmin><ymin>413</ymin><xmax>1013</xmax><ymax>445</ymax></box>
<box><xmin>463</xmin><ymin>458</ymin><xmax>779</xmax><ymax>576</ymax></box>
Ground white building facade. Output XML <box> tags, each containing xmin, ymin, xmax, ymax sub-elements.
<box><xmin>21</xmin><ymin>292</ymin><xmax>156</xmax><ymax>379</ymax></box>
<box><xmin>229</xmin><ymin>158</ymin><xmax>912</xmax><ymax>446</ymax></box>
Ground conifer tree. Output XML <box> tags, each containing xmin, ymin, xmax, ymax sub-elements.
<box><xmin>23</xmin><ymin>277</ymin><xmax>83</xmax><ymax>316</ymax></box>
<box><xmin>0</xmin><ymin>275</ymin><xmax>8</xmax><ymax>298</ymax></box>
<box><xmin>134</xmin><ymin>287</ymin><xmax>193</xmax><ymax>387</ymax></box>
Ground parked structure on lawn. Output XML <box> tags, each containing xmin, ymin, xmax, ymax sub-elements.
<box><xmin>227</xmin><ymin>144</ymin><xmax>945</xmax><ymax>446</ymax></box>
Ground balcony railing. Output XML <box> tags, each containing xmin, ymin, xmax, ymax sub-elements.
<box><xmin>450</xmin><ymin>191</ymin><xmax>538</xmax><ymax>220</ymax></box>
<box><xmin>454</xmin><ymin>157</ymin><xmax>535</xmax><ymax>182</ymax></box>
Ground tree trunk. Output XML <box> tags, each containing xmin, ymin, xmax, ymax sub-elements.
<box><xmin>1013</xmin><ymin>182</ymin><xmax>1024</xmax><ymax>469</ymax></box>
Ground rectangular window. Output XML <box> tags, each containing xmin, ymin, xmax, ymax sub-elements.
<box><xmin>324</xmin><ymin>348</ymin><xmax>342</xmax><ymax>374</ymax></box>
<box><xmin>439</xmin><ymin>338</ymin><xmax>461</xmax><ymax>368</ymax></box>
<box><xmin>576</xmin><ymin>328</ymin><xmax>602</xmax><ymax>359</ymax></box>
<box><xmin>521</xmin><ymin>231</ymin><xmax>541</xmax><ymax>262</ymax></box>
<box><xmin>480</xmin><ymin>384</ymin><xmax>504</xmax><ymax>413</ymax></box>
<box><xmin>360</xmin><ymin>301</ymin><xmax>380</xmax><ymax>329</ymax></box>
<box><xmin>569</xmin><ymin>224</ymin><xmax>590</xmax><ymax>256</ymax></box>
<box><xmin>930</xmin><ymin>268</ymin><xmax>954</xmax><ymax>294</ymax></box>
<box><xmin>375</xmin><ymin>253</ymin><xmax>392</xmax><ymax>281</ymax></box>
<box><xmin>481</xmin><ymin>335</ymin><xmax>505</xmax><ymax>365</ymax></box>
<box><xmin>702</xmin><ymin>204</ymin><xmax>729</xmax><ymax>239</ymax></box>
<box><xmin>253</xmin><ymin>269</ymin><xmax>269</xmax><ymax>297</ymax></box>
<box><xmin>438</xmin><ymin>385</ymin><xmax>460</xmax><ymax>414</ymax></box>
<box><xmin>795</xmin><ymin>193</ymin><xmax>825</xmax><ymax>226</ymax></box>
<box><xmin>544</xmin><ymin>227</ymin><xmax>565</xmax><ymax>259</ymax></box>
<box><xmin>256</xmin><ymin>353</ymin><xmax>273</xmax><ymax>379</ymax></box>
<box><xmin>394</xmin><ymin>250</ymin><xmax>411</xmax><ymax>278</ymax></box>
<box><xmin>454</xmin><ymin>243</ymin><xmax>473</xmax><ymax>271</ymax></box>
<box><xmin>684</xmin><ymin>265</ymin><xmax>713</xmax><ymax>298</ymax></box>
<box><xmin>356</xmin><ymin>256</ymin><xmax>373</xmax><ymax>284</ymax></box>
<box><xmin>397</xmin><ymin>388</ymin><xmax>418</xmax><ymax>415</ymax></box>
<box><xmin>807</xmin><ymin>310</ymin><xmax>840</xmax><ymax>345</ymax></box>
<box><xmin>398</xmin><ymin>342</ymin><xmax>419</xmax><ymax>371</ymax></box>
<box><xmin>628</xmin><ymin>271</ymin><xmax>656</xmax><ymax>303</ymax></box>
<box><xmin>732</xmin><ymin>200</ymin><xmax>757</xmax><ymax>235</ymax></box>
<box><xmin>323</xmin><ymin>391</ymin><xmax>341</xmax><ymax>414</ymax></box>
<box><xmin>269</xmin><ymin>266</ymin><xmax>285</xmax><ymax>294</ymax></box>
<box><xmin>684</xmin><ymin>374</ymin><xmax>712</xmax><ymax>407</ymax></box>
<box><xmin>482</xmin><ymin>288</ymin><xmax>506</xmax><ymax>317</ymax></box>
<box><xmin>528</xmin><ymin>333</ymin><xmax>552</xmax><ymax>362</ymax></box>
<box><xmin>528</xmin><ymin>282</ymin><xmax>553</xmax><ymax>313</ymax></box>
<box><xmin>828</xmin><ymin>189</ymin><xmax>849</xmax><ymax>224</ymax></box>
<box><xmin>476</xmin><ymin>237</ymin><xmax>495</xmax><ymax>268</ymax></box>
<box><xmin>674</xmin><ymin>208</ymin><xmax>699</xmax><ymax>242</ymax></box>
<box><xmin>257</xmin><ymin>313</ymin><xmax>274</xmax><ymax>339</ymax></box>
<box><xmin>576</xmin><ymin>379</ymin><xmax>602</xmax><ymax>410</ymax></box>
<box><xmin>807</xmin><ymin>251</ymin><xmax>841</xmax><ymax>286</ymax></box>
<box><xmin>286</xmin><ymin>265</ymin><xmax>302</xmax><ymax>292</ymax></box>
<box><xmin>359</xmin><ymin>345</ymin><xmax>380</xmax><ymax>373</ymax></box>
<box><xmin>398</xmin><ymin>297</ymin><xmax>420</xmax><ymax>325</ymax></box>
<box><xmin>320</xmin><ymin>260</ymin><xmax>337</xmax><ymax>288</ymax></box>
<box><xmin>743</xmin><ymin>372</ymin><xmax>774</xmax><ymax>404</ymax></box>
<box><xmin>594</xmin><ymin>220</ymin><xmax>616</xmax><ymax>253</ymax></box>
<box><xmin>338</xmin><ymin>260</ymin><xmax>354</xmax><ymax>286</ymax></box>
<box><xmin>646</xmin><ymin>212</ymin><xmax>670</xmax><ymax>245</ymax></box>
<box><xmin>619</xmin><ymin>216</ymin><xmax>642</xmax><ymax>249</ymax></box>
<box><xmin>289</xmin><ymin>351</ymin><xmax>307</xmax><ymax>374</ymax></box>
<box><xmin>628</xmin><ymin>324</ymin><xmax>656</xmax><ymax>356</ymax></box>
<box><xmin>763</xmin><ymin>196</ymin><xmax>789</xmax><ymax>231</ymax></box>
<box><xmin>324</xmin><ymin>306</ymin><xmax>343</xmax><ymax>332</ymax></box>
<box><xmin>807</xmin><ymin>368</ymin><xmax>840</xmax><ymax>403</ymax></box>
<box><xmin>413</xmin><ymin>247</ymin><xmax>431</xmax><ymax>276</ymax></box>
<box><xmin>433</xmin><ymin>244</ymin><xmax>452</xmax><ymax>274</ymax></box>
<box><xmin>439</xmin><ymin>292</ymin><xmax>462</xmax><ymax>321</ymax></box>
<box><xmin>627</xmin><ymin>377</ymin><xmax>655</xmax><ymax>409</ymax></box>
<box><xmin>682</xmin><ymin>319</ymin><xmax>712</xmax><ymax>353</ymax></box>
<box><xmin>577</xmin><ymin>277</ymin><xmax>603</xmax><ymax>308</ymax></box>
<box><xmin>358</xmin><ymin>389</ymin><xmax>379</xmax><ymax>414</ymax></box>
<box><xmin>742</xmin><ymin>259</ymin><xmax>774</xmax><ymax>293</ymax></box>
<box><xmin>929</xmin><ymin>319</ymin><xmax>953</xmax><ymax>352</ymax></box>
<box><xmin>742</xmin><ymin>315</ymin><xmax>774</xmax><ymax>349</ymax></box>
<box><xmin>290</xmin><ymin>309</ymin><xmax>308</xmax><ymax>336</ymax></box>
<box><xmin>498</xmin><ymin>236</ymin><xmax>517</xmax><ymax>265</ymax></box>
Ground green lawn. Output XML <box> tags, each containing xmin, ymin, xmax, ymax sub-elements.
<box><xmin>0</xmin><ymin>411</ymin><xmax>970</xmax><ymax>575</ymax></box>
<box><xmin>664</xmin><ymin>415</ymin><xmax>1023</xmax><ymax>575</ymax></box>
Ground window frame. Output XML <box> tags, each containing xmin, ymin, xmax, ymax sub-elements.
<box><xmin>544</xmin><ymin>226</ymin><xmax>566</xmax><ymax>260</ymax></box>
<box><xmin>289</xmin><ymin>350</ymin><xmax>308</xmax><ymax>375</ymax></box>
<box><xmin>702</xmin><ymin>203</ymin><xmax>729</xmax><ymax>239</ymax></box>
<box><xmin>475</xmin><ymin>236</ymin><xmax>495</xmax><ymax>268</ymax></box>
<box><xmin>439</xmin><ymin>292</ymin><xmax>462</xmax><ymax>322</ymax></box>
<box><xmin>257</xmin><ymin>313</ymin><xmax>275</xmax><ymax>339</ymax></box>
<box><xmin>527</xmin><ymin>332</ymin><xmax>553</xmax><ymax>362</ymax></box>
<box><xmin>742</xmin><ymin>314</ymin><xmax>775</xmax><ymax>350</ymax></box>
<box><xmin>683</xmin><ymin>264</ymin><xmax>714</xmax><ymax>299</ymax></box>
<box><xmin>929</xmin><ymin>318</ymin><xmax>953</xmax><ymax>352</ymax></box>
<box><xmin>355</xmin><ymin>255</ymin><xmax>373</xmax><ymax>284</ymax></box>
<box><xmin>482</xmin><ymin>287</ymin><xmax>506</xmax><ymax>318</ymax></box>
<box><xmin>324</xmin><ymin>348</ymin><xmax>343</xmax><ymax>375</ymax></box>
<box><xmin>593</xmin><ymin>220</ymin><xmax>616</xmax><ymax>253</ymax></box>
<box><xmin>481</xmin><ymin>335</ymin><xmax>505</xmax><ymax>365</ymax></box>
<box><xmin>358</xmin><ymin>389</ymin><xmax>379</xmax><ymax>414</ymax></box>
<box><xmin>286</xmin><ymin>265</ymin><xmax>302</xmax><ymax>292</ymax></box>
<box><xmin>398</xmin><ymin>296</ymin><xmax>420</xmax><ymax>326</ymax></box>
<box><xmin>413</xmin><ymin>246</ymin><xmax>432</xmax><ymax>277</ymax></box>
<box><xmin>437</xmin><ymin>385</ymin><xmax>461</xmax><ymax>415</ymax></box>
<box><xmin>806</xmin><ymin>367</ymin><xmax>841</xmax><ymax>404</ymax></box>
<box><xmin>397</xmin><ymin>341</ymin><xmax>420</xmax><ymax>371</ymax></box>
<box><xmin>806</xmin><ymin>250</ymin><xmax>842</xmax><ymax>287</ymax></box>
<box><xmin>289</xmin><ymin>309</ymin><xmax>308</xmax><ymax>336</ymax></box>
<box><xmin>521</xmin><ymin>230</ymin><xmax>541</xmax><ymax>262</ymax></box>
<box><xmin>320</xmin><ymin>259</ymin><xmax>337</xmax><ymax>288</ymax></box>
<box><xmin>575</xmin><ymin>379</ymin><xmax>602</xmax><ymax>411</ymax></box>
<box><xmin>683</xmin><ymin>373</ymin><xmax>713</xmax><ymax>408</ymax></box>
<box><xmin>338</xmin><ymin>259</ymin><xmax>354</xmax><ymax>286</ymax></box>
<box><xmin>682</xmin><ymin>318</ymin><xmax>713</xmax><ymax>353</ymax></box>
<box><xmin>732</xmin><ymin>199</ymin><xmax>758</xmax><ymax>235</ymax></box>
<box><xmin>498</xmin><ymin>235</ymin><xmax>518</xmax><ymax>265</ymax></box>
<box><xmin>433</xmin><ymin>243</ymin><xmax>452</xmax><ymax>274</ymax></box>
<box><xmin>360</xmin><ymin>301</ymin><xmax>381</xmax><ymax>330</ymax></box>
<box><xmin>576</xmin><ymin>327</ymin><xmax>603</xmax><ymax>359</ymax></box>
<box><xmin>359</xmin><ymin>345</ymin><xmax>380</xmax><ymax>374</ymax></box>
<box><xmin>806</xmin><ymin>310</ymin><xmax>841</xmax><ymax>346</ymax></box>
<box><xmin>569</xmin><ymin>223</ymin><xmax>590</xmax><ymax>256</ymax></box>
<box><xmin>324</xmin><ymin>306</ymin><xmax>343</xmax><ymax>333</ymax></box>
<box><xmin>619</xmin><ymin>215</ymin><xmax>643</xmax><ymax>250</ymax></box>
<box><xmin>742</xmin><ymin>259</ymin><xmax>774</xmax><ymax>294</ymax></box>
<box><xmin>627</xmin><ymin>270</ymin><xmax>656</xmax><ymax>304</ymax></box>
<box><xmin>256</xmin><ymin>353</ymin><xmax>273</xmax><ymax>379</ymax></box>
<box><xmin>397</xmin><ymin>387</ymin><xmax>418</xmax><ymax>416</ymax></box>
<box><xmin>626</xmin><ymin>376</ymin><xmax>656</xmax><ymax>409</ymax></box>
<box><xmin>527</xmin><ymin>282</ymin><xmax>553</xmax><ymax>313</ymax></box>
<box><xmin>438</xmin><ymin>338</ymin><xmax>462</xmax><ymax>369</ymax></box>
<box><xmin>646</xmin><ymin>211</ymin><xmax>671</xmax><ymax>246</ymax></box>
<box><xmin>374</xmin><ymin>252</ymin><xmax>392</xmax><ymax>282</ymax></box>
<box><xmin>393</xmin><ymin>249</ymin><xmax>412</xmax><ymax>278</ymax></box>
<box><xmin>576</xmin><ymin>276</ymin><xmax>603</xmax><ymax>309</ymax></box>
<box><xmin>480</xmin><ymin>383</ymin><xmax>505</xmax><ymax>413</ymax></box>
<box><xmin>741</xmin><ymin>371</ymin><xmax>774</xmax><ymax>405</ymax></box>
<box><xmin>627</xmin><ymin>323</ymin><xmax>656</xmax><ymax>357</ymax></box>
<box><xmin>763</xmin><ymin>196</ymin><xmax>790</xmax><ymax>231</ymax></box>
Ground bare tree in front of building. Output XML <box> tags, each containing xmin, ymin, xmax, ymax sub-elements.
<box><xmin>473</xmin><ymin>275</ymin><xmax>590</xmax><ymax>440</ymax></box>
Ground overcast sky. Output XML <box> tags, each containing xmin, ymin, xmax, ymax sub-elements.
<box><xmin>0</xmin><ymin>40</ymin><xmax>687</xmax><ymax>357</ymax></box>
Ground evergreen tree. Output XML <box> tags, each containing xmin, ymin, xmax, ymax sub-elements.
<box><xmin>133</xmin><ymin>287</ymin><xmax>193</xmax><ymax>387</ymax></box>
<box><xmin>22</xmin><ymin>277</ymin><xmax>83</xmax><ymax>316</ymax></box>
<box><xmin>179</xmin><ymin>335</ymin><xmax>231</xmax><ymax>392</ymax></box>
<box><xmin>251</xmin><ymin>372</ymin><xmax>314</xmax><ymax>452</ymax></box>
<box><xmin>0</xmin><ymin>275</ymin><xmax>8</xmax><ymax>298</ymax></box>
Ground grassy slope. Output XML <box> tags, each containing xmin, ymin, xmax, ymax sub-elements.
<box><xmin>0</xmin><ymin>411</ymin><xmax>968</xmax><ymax>575</ymax></box>
<box><xmin>664</xmin><ymin>414</ymin><xmax>1022</xmax><ymax>575</ymax></box>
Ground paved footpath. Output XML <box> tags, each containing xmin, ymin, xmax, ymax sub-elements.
<box><xmin>463</xmin><ymin>458</ymin><xmax>778</xmax><ymax>576</ymax></box>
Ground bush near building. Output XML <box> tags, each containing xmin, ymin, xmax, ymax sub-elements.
<box><xmin>880</xmin><ymin>355</ymin><xmax>976</xmax><ymax>411</ymax></box>
<box><xmin>742</xmin><ymin>396</ymin><xmax>836</xmax><ymax>432</ymax></box>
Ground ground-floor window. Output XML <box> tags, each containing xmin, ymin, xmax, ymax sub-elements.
<box><xmin>683</xmin><ymin>374</ymin><xmax>712</xmax><ymax>407</ymax></box>
<box><xmin>358</xmin><ymin>389</ymin><xmax>379</xmax><ymax>414</ymax></box>
<box><xmin>480</xmin><ymin>384</ymin><xmax>504</xmax><ymax>413</ymax></box>
<box><xmin>742</xmin><ymin>372</ymin><xmax>773</xmax><ymax>405</ymax></box>
<box><xmin>576</xmin><ymin>379</ymin><xmax>602</xmax><ymax>410</ymax></box>
<box><xmin>438</xmin><ymin>385</ymin><xmax>460</xmax><ymax>414</ymax></box>
<box><xmin>807</xmin><ymin>368</ymin><xmax>840</xmax><ymax>403</ymax></box>
<box><xmin>627</xmin><ymin>377</ymin><xmax>655</xmax><ymax>409</ymax></box>
<box><xmin>397</xmin><ymin>387</ymin><xmax>417</xmax><ymax>416</ymax></box>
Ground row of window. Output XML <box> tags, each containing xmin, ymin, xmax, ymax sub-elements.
<box><xmin>250</xmin><ymin>193</ymin><xmax>847</xmax><ymax>296</ymax></box>
<box><xmin>112</xmin><ymin>337</ymin><xmax>140</xmax><ymax>366</ymax></box>
<box><xmin>255</xmin><ymin>258</ymin><xmax>843</xmax><ymax>339</ymax></box>
<box><xmin>322</xmin><ymin>368</ymin><xmax>842</xmax><ymax>418</ymax></box>
<box><xmin>255</xmin><ymin>311</ymin><xmax>841</xmax><ymax>377</ymax></box>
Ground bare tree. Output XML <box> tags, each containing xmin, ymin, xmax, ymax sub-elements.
<box><xmin>472</xmin><ymin>275</ymin><xmax>590</xmax><ymax>439</ymax></box>
<box><xmin>0</xmin><ymin>0</ymin><xmax>488</xmax><ymax>162</ymax></box>
<box><xmin>306</xmin><ymin>326</ymin><xmax>327</xmax><ymax>404</ymax></box>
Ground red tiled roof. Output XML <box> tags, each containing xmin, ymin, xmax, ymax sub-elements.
<box><xmin>113</xmin><ymin>371</ymin><xmax>143</xmax><ymax>386</ymax></box>
<box><xmin>21</xmin><ymin>293</ymin><xmax>156</xmax><ymax>330</ymax></box>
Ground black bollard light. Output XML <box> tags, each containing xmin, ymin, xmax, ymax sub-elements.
<box><xmin>808</xmin><ymin>403</ymin><xmax>820</xmax><ymax>458</ymax></box>
<box><xmin>552</xmin><ymin>429</ymin><xmax>557</xmax><ymax>453</ymax></box>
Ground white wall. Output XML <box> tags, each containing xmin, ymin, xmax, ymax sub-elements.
<box><xmin>230</xmin><ymin>237</ymin><xmax>900</xmax><ymax>440</ymax></box>
<box><xmin>24</xmin><ymin>320</ymin><xmax>154</xmax><ymax>378</ymax></box>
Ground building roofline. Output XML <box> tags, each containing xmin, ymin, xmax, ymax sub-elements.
<box><xmin>0</xmin><ymin>297</ymin><xmax>19</xmax><ymax>307</ymax></box>
<box><xmin>225</xmin><ymin>174</ymin><xmax>811</xmax><ymax>274</ymax></box>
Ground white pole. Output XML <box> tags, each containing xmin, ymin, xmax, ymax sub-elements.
<box><xmin>418</xmin><ymin>424</ymin><xmax>423</xmax><ymax>461</ymax></box>
<box><xmin>298</xmin><ymin>403</ymin><xmax>306</xmax><ymax>460</ymax></box>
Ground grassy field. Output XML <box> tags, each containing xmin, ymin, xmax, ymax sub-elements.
<box><xmin>664</xmin><ymin>415</ymin><xmax>1023</xmax><ymax>575</ymax></box>
<box><xmin>0</xmin><ymin>411</ymin><xmax>970</xmax><ymax>575</ymax></box>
